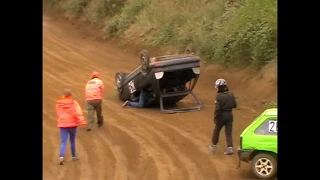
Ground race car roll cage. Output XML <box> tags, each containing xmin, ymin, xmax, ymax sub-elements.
<box><xmin>158</xmin><ymin>81</ymin><xmax>202</xmax><ymax>114</ymax></box>
<box><xmin>149</xmin><ymin>58</ymin><xmax>203</xmax><ymax>114</ymax></box>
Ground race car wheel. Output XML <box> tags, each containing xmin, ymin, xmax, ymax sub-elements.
<box><xmin>115</xmin><ymin>72</ymin><xmax>128</xmax><ymax>94</ymax></box>
<box><xmin>251</xmin><ymin>153</ymin><xmax>277</xmax><ymax>179</ymax></box>
<box><xmin>140</xmin><ymin>50</ymin><xmax>150</xmax><ymax>74</ymax></box>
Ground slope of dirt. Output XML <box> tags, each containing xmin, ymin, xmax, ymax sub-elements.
<box><xmin>43</xmin><ymin>10</ymin><xmax>277</xmax><ymax>180</ymax></box>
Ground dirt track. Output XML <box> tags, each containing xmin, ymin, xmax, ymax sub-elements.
<box><xmin>43</xmin><ymin>11</ymin><xmax>276</xmax><ymax>180</ymax></box>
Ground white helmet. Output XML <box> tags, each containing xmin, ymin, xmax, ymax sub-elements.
<box><xmin>215</xmin><ymin>78</ymin><xmax>227</xmax><ymax>88</ymax></box>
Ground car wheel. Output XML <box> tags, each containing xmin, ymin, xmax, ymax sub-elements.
<box><xmin>140</xmin><ymin>50</ymin><xmax>150</xmax><ymax>74</ymax></box>
<box><xmin>251</xmin><ymin>153</ymin><xmax>277</xmax><ymax>179</ymax></box>
<box><xmin>115</xmin><ymin>72</ymin><xmax>128</xmax><ymax>98</ymax></box>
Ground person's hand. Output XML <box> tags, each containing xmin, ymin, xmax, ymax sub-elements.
<box><xmin>79</xmin><ymin>121</ymin><xmax>87</xmax><ymax>127</ymax></box>
<box><xmin>214</xmin><ymin>115</ymin><xmax>219</xmax><ymax>124</ymax></box>
<box><xmin>214</xmin><ymin>118</ymin><xmax>218</xmax><ymax>124</ymax></box>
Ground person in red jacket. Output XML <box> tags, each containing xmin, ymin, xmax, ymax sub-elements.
<box><xmin>56</xmin><ymin>89</ymin><xmax>86</xmax><ymax>165</ymax></box>
<box><xmin>85</xmin><ymin>71</ymin><xmax>104</xmax><ymax>131</ymax></box>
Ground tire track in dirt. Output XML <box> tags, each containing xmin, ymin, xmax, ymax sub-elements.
<box><xmin>78</xmin><ymin>130</ymin><xmax>115</xmax><ymax>180</ymax></box>
<box><xmin>109</xmin><ymin>105</ymin><xmax>203</xmax><ymax>180</ymax></box>
<box><xmin>88</xmin><ymin>126</ymin><xmax>129</xmax><ymax>180</ymax></box>
<box><xmin>43</xmin><ymin>41</ymin><xmax>114</xmax><ymax>84</ymax></box>
<box><xmin>113</xmin><ymin>106</ymin><xmax>223</xmax><ymax>179</ymax></box>
<box><xmin>103</xmin><ymin>115</ymin><xmax>179</xmax><ymax>180</ymax></box>
<box><xmin>131</xmin><ymin>110</ymin><xmax>238</xmax><ymax>178</ymax></box>
<box><xmin>94</xmin><ymin>124</ymin><xmax>144</xmax><ymax>180</ymax></box>
<box><xmin>100</xmin><ymin>79</ymin><xmax>192</xmax><ymax>179</ymax></box>
<box><xmin>44</xmin><ymin>29</ymin><xmax>135</xmax><ymax>88</ymax></box>
<box><xmin>109</xmin><ymin>111</ymin><xmax>189</xmax><ymax>180</ymax></box>
<box><xmin>46</xmin><ymin>31</ymin><xmax>134</xmax><ymax>68</ymax></box>
<box><xmin>45</xmin><ymin>32</ymin><xmax>133</xmax><ymax>72</ymax></box>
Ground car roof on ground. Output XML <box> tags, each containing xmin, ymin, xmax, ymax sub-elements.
<box><xmin>263</xmin><ymin>108</ymin><xmax>278</xmax><ymax>116</ymax></box>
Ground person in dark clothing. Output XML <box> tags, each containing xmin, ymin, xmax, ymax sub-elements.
<box><xmin>122</xmin><ymin>89</ymin><xmax>151</xmax><ymax>108</ymax></box>
<box><xmin>209</xmin><ymin>78</ymin><xmax>237</xmax><ymax>155</ymax></box>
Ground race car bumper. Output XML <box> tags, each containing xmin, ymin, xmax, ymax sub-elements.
<box><xmin>237</xmin><ymin>147</ymin><xmax>254</xmax><ymax>163</ymax></box>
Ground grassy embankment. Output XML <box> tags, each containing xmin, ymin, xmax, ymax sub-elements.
<box><xmin>45</xmin><ymin>0</ymin><xmax>277</xmax><ymax>69</ymax></box>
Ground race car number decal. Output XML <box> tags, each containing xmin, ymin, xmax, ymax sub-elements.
<box><xmin>128</xmin><ymin>80</ymin><xmax>136</xmax><ymax>94</ymax></box>
<box><xmin>268</xmin><ymin>120</ymin><xmax>278</xmax><ymax>133</ymax></box>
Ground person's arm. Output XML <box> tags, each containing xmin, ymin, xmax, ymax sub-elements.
<box><xmin>98</xmin><ymin>81</ymin><xmax>104</xmax><ymax>94</ymax></box>
<box><xmin>232</xmin><ymin>93</ymin><xmax>237</xmax><ymax>108</ymax></box>
<box><xmin>214</xmin><ymin>95</ymin><xmax>221</xmax><ymax>124</ymax></box>
<box><xmin>74</xmin><ymin>101</ymin><xmax>86</xmax><ymax>126</ymax></box>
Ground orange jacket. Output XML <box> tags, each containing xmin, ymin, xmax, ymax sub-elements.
<box><xmin>56</xmin><ymin>96</ymin><xmax>86</xmax><ymax>128</ymax></box>
<box><xmin>85</xmin><ymin>78</ymin><xmax>104</xmax><ymax>101</ymax></box>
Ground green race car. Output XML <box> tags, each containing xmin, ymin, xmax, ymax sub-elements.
<box><xmin>237</xmin><ymin>108</ymin><xmax>277</xmax><ymax>179</ymax></box>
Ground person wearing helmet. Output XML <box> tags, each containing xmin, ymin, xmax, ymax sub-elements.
<box><xmin>209</xmin><ymin>78</ymin><xmax>237</xmax><ymax>155</ymax></box>
<box><xmin>85</xmin><ymin>71</ymin><xmax>105</xmax><ymax>131</ymax></box>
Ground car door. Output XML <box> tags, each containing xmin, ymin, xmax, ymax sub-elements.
<box><xmin>252</xmin><ymin>118</ymin><xmax>278</xmax><ymax>154</ymax></box>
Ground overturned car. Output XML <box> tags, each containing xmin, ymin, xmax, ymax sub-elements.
<box><xmin>115</xmin><ymin>49</ymin><xmax>202</xmax><ymax>113</ymax></box>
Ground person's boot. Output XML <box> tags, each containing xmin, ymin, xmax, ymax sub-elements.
<box><xmin>209</xmin><ymin>145</ymin><xmax>217</xmax><ymax>152</ymax></box>
<box><xmin>59</xmin><ymin>157</ymin><xmax>64</xmax><ymax>165</ymax></box>
<box><xmin>224</xmin><ymin>147</ymin><xmax>233</xmax><ymax>155</ymax></box>
<box><xmin>98</xmin><ymin>121</ymin><xmax>104</xmax><ymax>128</ymax></box>
<box><xmin>72</xmin><ymin>157</ymin><xmax>79</xmax><ymax>161</ymax></box>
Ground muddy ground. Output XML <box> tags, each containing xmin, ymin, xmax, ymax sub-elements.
<box><xmin>43</xmin><ymin>8</ymin><xmax>277</xmax><ymax>180</ymax></box>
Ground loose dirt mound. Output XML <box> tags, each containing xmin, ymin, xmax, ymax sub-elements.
<box><xmin>43</xmin><ymin>10</ymin><xmax>277</xmax><ymax>180</ymax></box>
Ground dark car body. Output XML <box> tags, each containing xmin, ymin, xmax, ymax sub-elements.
<box><xmin>115</xmin><ymin>52</ymin><xmax>202</xmax><ymax>113</ymax></box>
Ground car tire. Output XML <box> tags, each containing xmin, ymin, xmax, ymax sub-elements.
<box><xmin>140</xmin><ymin>50</ymin><xmax>150</xmax><ymax>74</ymax></box>
<box><xmin>115</xmin><ymin>72</ymin><xmax>129</xmax><ymax>101</ymax></box>
<box><xmin>251</xmin><ymin>153</ymin><xmax>277</xmax><ymax>179</ymax></box>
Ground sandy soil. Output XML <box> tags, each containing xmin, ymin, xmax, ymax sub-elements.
<box><xmin>43</xmin><ymin>10</ymin><xmax>277</xmax><ymax>180</ymax></box>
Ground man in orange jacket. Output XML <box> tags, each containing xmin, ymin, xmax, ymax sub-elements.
<box><xmin>56</xmin><ymin>89</ymin><xmax>86</xmax><ymax>165</ymax></box>
<box><xmin>85</xmin><ymin>71</ymin><xmax>104</xmax><ymax>131</ymax></box>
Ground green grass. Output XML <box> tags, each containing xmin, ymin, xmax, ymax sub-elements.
<box><xmin>45</xmin><ymin>0</ymin><xmax>277</xmax><ymax>69</ymax></box>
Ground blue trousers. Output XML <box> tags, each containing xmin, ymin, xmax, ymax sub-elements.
<box><xmin>128</xmin><ymin>90</ymin><xmax>148</xmax><ymax>108</ymax></box>
<box><xmin>59</xmin><ymin>127</ymin><xmax>77</xmax><ymax>158</ymax></box>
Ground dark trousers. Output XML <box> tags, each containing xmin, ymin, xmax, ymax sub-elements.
<box><xmin>87</xmin><ymin>99</ymin><xmax>104</xmax><ymax>129</ymax></box>
<box><xmin>211</xmin><ymin>118</ymin><xmax>233</xmax><ymax>147</ymax></box>
<box><xmin>128</xmin><ymin>90</ymin><xmax>147</xmax><ymax>108</ymax></box>
<box><xmin>59</xmin><ymin>127</ymin><xmax>77</xmax><ymax>157</ymax></box>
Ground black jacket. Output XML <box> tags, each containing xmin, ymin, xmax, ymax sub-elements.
<box><xmin>214</xmin><ymin>91</ymin><xmax>237</xmax><ymax>123</ymax></box>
